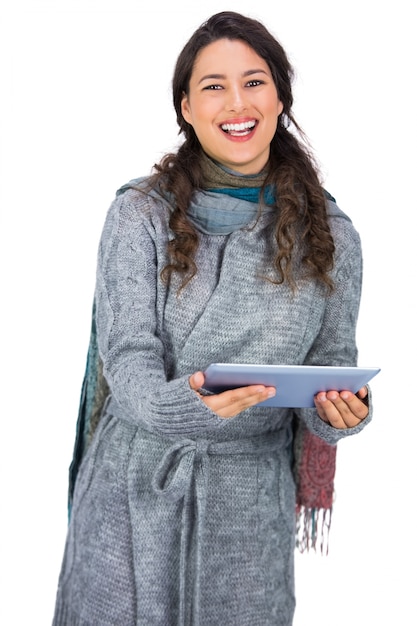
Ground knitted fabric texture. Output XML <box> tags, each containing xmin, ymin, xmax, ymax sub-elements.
<box><xmin>69</xmin><ymin>306</ymin><xmax>336</xmax><ymax>553</ymax></box>
<box><xmin>54</xmin><ymin>176</ymin><xmax>373</xmax><ymax>624</ymax></box>
<box><xmin>69</xmin><ymin>160</ymin><xmax>340</xmax><ymax>552</ymax></box>
<box><xmin>200</xmin><ymin>155</ymin><xmax>337</xmax><ymax>552</ymax></box>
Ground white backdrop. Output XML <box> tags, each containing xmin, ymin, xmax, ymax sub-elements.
<box><xmin>1</xmin><ymin>1</ymin><xmax>415</xmax><ymax>624</ymax></box>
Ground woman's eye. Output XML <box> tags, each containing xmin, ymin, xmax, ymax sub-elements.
<box><xmin>246</xmin><ymin>79</ymin><xmax>263</xmax><ymax>87</ymax></box>
<box><xmin>203</xmin><ymin>84</ymin><xmax>223</xmax><ymax>90</ymax></box>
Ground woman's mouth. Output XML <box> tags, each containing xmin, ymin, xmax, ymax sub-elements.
<box><xmin>220</xmin><ymin>120</ymin><xmax>257</xmax><ymax>137</ymax></box>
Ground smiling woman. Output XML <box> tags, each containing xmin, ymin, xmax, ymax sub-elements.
<box><xmin>180</xmin><ymin>39</ymin><xmax>283</xmax><ymax>174</ymax></box>
<box><xmin>51</xmin><ymin>10</ymin><xmax>373</xmax><ymax>626</ymax></box>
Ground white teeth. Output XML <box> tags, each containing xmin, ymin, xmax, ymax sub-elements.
<box><xmin>221</xmin><ymin>120</ymin><xmax>256</xmax><ymax>132</ymax></box>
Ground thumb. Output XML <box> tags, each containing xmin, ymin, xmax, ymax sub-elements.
<box><xmin>189</xmin><ymin>371</ymin><xmax>205</xmax><ymax>391</ymax></box>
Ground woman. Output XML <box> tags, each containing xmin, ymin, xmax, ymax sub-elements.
<box><xmin>53</xmin><ymin>11</ymin><xmax>372</xmax><ymax>626</ymax></box>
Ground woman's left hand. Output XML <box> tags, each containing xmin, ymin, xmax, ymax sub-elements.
<box><xmin>314</xmin><ymin>386</ymin><xmax>369</xmax><ymax>429</ymax></box>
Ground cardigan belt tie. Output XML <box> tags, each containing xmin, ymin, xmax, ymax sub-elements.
<box><xmin>151</xmin><ymin>431</ymin><xmax>288</xmax><ymax>625</ymax></box>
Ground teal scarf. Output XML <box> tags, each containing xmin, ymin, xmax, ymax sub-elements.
<box><xmin>185</xmin><ymin>153</ymin><xmax>276</xmax><ymax>234</ymax></box>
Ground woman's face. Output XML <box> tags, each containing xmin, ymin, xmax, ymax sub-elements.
<box><xmin>181</xmin><ymin>38</ymin><xmax>283</xmax><ymax>175</ymax></box>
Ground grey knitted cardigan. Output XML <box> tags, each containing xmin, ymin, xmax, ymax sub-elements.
<box><xmin>53</xmin><ymin>181</ymin><xmax>371</xmax><ymax>626</ymax></box>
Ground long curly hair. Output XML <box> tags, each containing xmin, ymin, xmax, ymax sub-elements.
<box><xmin>151</xmin><ymin>11</ymin><xmax>335</xmax><ymax>291</ymax></box>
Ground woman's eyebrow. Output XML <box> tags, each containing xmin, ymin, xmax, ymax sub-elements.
<box><xmin>198</xmin><ymin>69</ymin><xmax>268</xmax><ymax>84</ymax></box>
<box><xmin>198</xmin><ymin>73</ymin><xmax>226</xmax><ymax>84</ymax></box>
<box><xmin>243</xmin><ymin>69</ymin><xmax>269</xmax><ymax>77</ymax></box>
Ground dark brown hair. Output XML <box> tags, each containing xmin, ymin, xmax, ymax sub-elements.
<box><xmin>151</xmin><ymin>11</ymin><xmax>335</xmax><ymax>290</ymax></box>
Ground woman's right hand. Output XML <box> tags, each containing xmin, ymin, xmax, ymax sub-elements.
<box><xmin>189</xmin><ymin>371</ymin><xmax>276</xmax><ymax>419</ymax></box>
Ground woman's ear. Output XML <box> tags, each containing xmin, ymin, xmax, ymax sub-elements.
<box><xmin>181</xmin><ymin>92</ymin><xmax>192</xmax><ymax>125</ymax></box>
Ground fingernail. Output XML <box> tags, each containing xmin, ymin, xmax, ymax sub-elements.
<box><xmin>267</xmin><ymin>388</ymin><xmax>276</xmax><ymax>398</ymax></box>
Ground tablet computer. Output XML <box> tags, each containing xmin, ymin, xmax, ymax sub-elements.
<box><xmin>202</xmin><ymin>363</ymin><xmax>381</xmax><ymax>408</ymax></box>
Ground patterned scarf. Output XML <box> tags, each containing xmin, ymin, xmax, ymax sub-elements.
<box><xmin>68</xmin><ymin>157</ymin><xmax>337</xmax><ymax>553</ymax></box>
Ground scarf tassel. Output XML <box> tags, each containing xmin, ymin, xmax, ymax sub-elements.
<box><xmin>296</xmin><ymin>505</ymin><xmax>333</xmax><ymax>555</ymax></box>
<box><xmin>293</xmin><ymin>424</ymin><xmax>337</xmax><ymax>555</ymax></box>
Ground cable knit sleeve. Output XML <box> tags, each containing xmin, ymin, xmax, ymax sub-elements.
<box><xmin>295</xmin><ymin>214</ymin><xmax>373</xmax><ymax>444</ymax></box>
<box><xmin>95</xmin><ymin>193</ymin><xmax>225</xmax><ymax>436</ymax></box>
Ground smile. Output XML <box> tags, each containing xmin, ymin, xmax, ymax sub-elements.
<box><xmin>220</xmin><ymin>120</ymin><xmax>257</xmax><ymax>136</ymax></box>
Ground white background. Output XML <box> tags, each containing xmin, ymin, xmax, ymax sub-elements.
<box><xmin>1</xmin><ymin>0</ymin><xmax>415</xmax><ymax>624</ymax></box>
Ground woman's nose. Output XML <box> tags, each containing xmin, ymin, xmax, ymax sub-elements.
<box><xmin>225</xmin><ymin>86</ymin><xmax>248</xmax><ymax>113</ymax></box>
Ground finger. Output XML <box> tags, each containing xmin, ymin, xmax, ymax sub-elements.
<box><xmin>203</xmin><ymin>385</ymin><xmax>276</xmax><ymax>418</ymax></box>
<box><xmin>355</xmin><ymin>386</ymin><xmax>369</xmax><ymax>403</ymax></box>
<box><xmin>313</xmin><ymin>393</ymin><xmax>331</xmax><ymax>423</ymax></box>
<box><xmin>340</xmin><ymin>390</ymin><xmax>369</xmax><ymax>421</ymax></box>
<box><xmin>189</xmin><ymin>371</ymin><xmax>205</xmax><ymax>391</ymax></box>
<box><xmin>314</xmin><ymin>392</ymin><xmax>348</xmax><ymax>428</ymax></box>
<box><xmin>315</xmin><ymin>390</ymin><xmax>368</xmax><ymax>429</ymax></box>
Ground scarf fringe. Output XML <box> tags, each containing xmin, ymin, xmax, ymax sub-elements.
<box><xmin>296</xmin><ymin>505</ymin><xmax>333</xmax><ymax>555</ymax></box>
